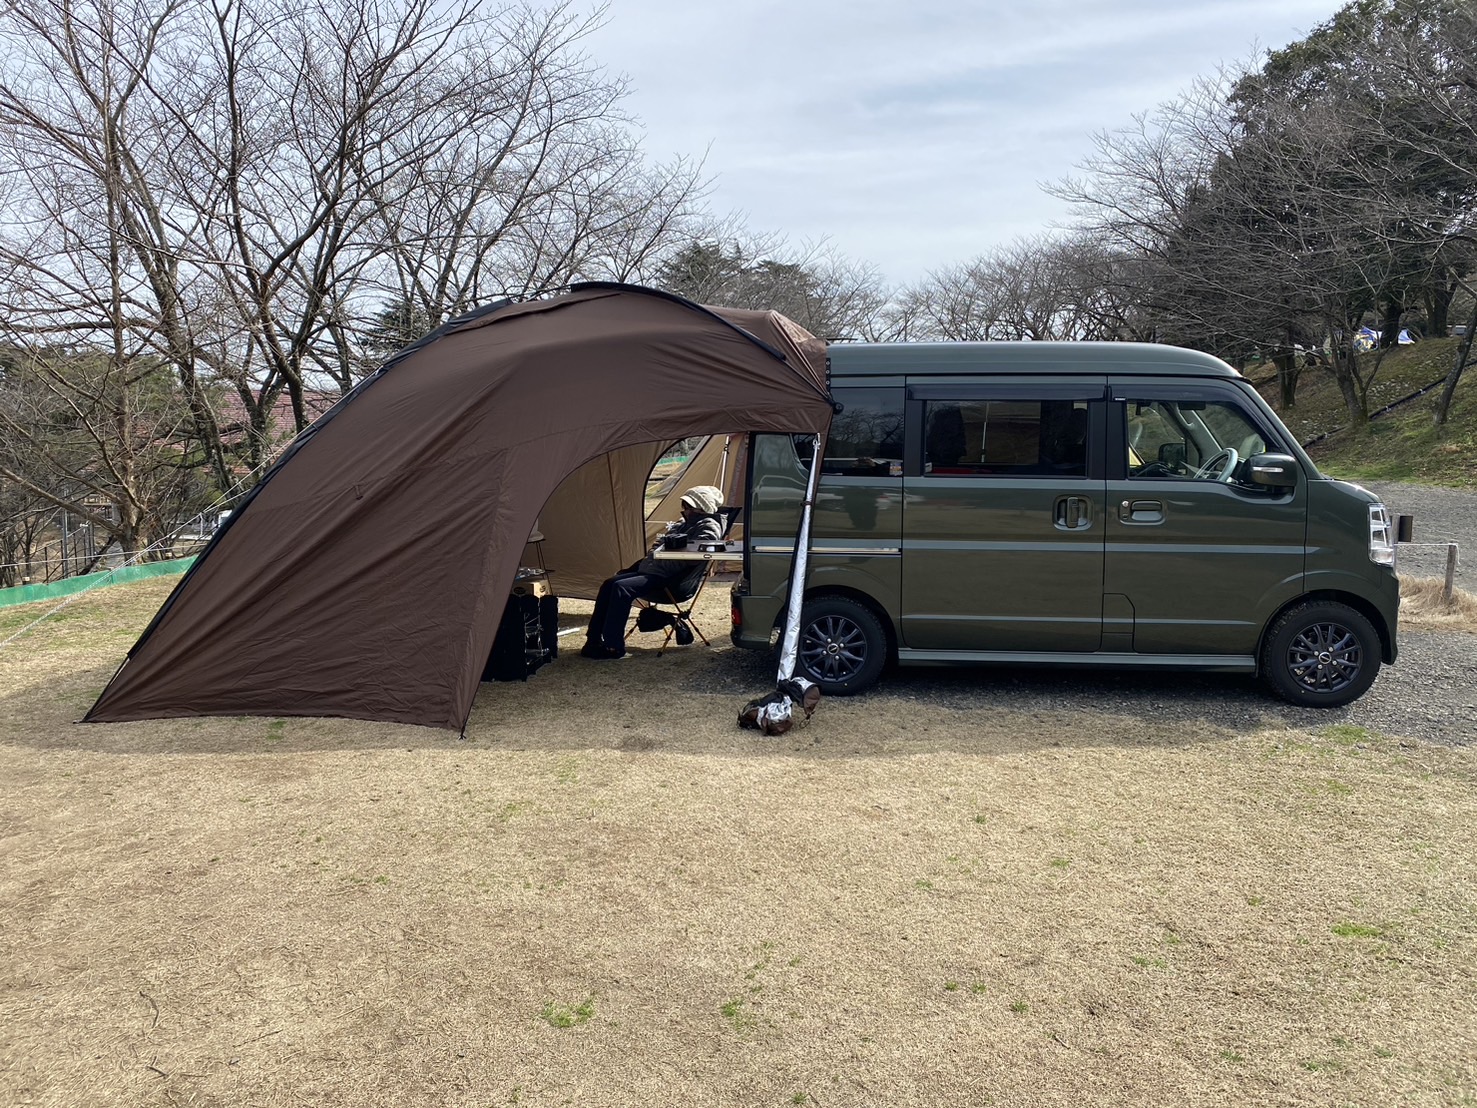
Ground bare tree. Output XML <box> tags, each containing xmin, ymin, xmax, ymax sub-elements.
<box><xmin>0</xmin><ymin>0</ymin><xmax>713</xmax><ymax>497</ymax></box>
<box><xmin>884</xmin><ymin>261</ymin><xmax>1008</xmax><ymax>342</ymax></box>
<box><xmin>1049</xmin><ymin>71</ymin><xmax>1326</xmax><ymax>385</ymax></box>
<box><xmin>1347</xmin><ymin>0</ymin><xmax>1477</xmax><ymax>425</ymax></box>
<box><xmin>0</xmin><ymin>0</ymin><xmax>233</xmax><ymax>489</ymax></box>
<box><xmin>356</xmin><ymin>3</ymin><xmax>710</xmax><ymax>352</ymax></box>
<box><xmin>1050</xmin><ymin>51</ymin><xmax>1464</xmax><ymax>422</ymax></box>
<box><xmin>0</xmin><ymin>344</ymin><xmax>210</xmax><ymax>558</ymax></box>
<box><xmin>890</xmin><ymin>231</ymin><xmax>1147</xmax><ymax>344</ymax></box>
<box><xmin>653</xmin><ymin>231</ymin><xmax>889</xmax><ymax>342</ymax></box>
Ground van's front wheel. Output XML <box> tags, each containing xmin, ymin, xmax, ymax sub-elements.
<box><xmin>793</xmin><ymin>597</ymin><xmax>887</xmax><ymax>696</ymax></box>
<box><xmin>1261</xmin><ymin>601</ymin><xmax>1380</xmax><ymax>708</ymax></box>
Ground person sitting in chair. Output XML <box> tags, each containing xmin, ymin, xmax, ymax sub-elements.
<box><xmin>581</xmin><ymin>484</ymin><xmax>725</xmax><ymax>659</ymax></box>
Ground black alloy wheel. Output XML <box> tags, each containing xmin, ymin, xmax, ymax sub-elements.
<box><xmin>1261</xmin><ymin>601</ymin><xmax>1381</xmax><ymax>708</ymax></box>
<box><xmin>795</xmin><ymin>596</ymin><xmax>887</xmax><ymax>696</ymax></box>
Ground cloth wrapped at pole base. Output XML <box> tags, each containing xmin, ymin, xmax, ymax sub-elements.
<box><xmin>738</xmin><ymin>677</ymin><xmax>821</xmax><ymax>737</ymax></box>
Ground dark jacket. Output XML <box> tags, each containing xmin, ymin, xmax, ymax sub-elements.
<box><xmin>639</xmin><ymin>511</ymin><xmax>725</xmax><ymax>592</ymax></box>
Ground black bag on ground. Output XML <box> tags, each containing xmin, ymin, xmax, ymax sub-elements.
<box><xmin>636</xmin><ymin>606</ymin><xmax>676</xmax><ymax>633</ymax></box>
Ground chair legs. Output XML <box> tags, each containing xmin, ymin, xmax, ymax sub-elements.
<box><xmin>627</xmin><ymin>582</ymin><xmax>710</xmax><ymax>654</ymax></box>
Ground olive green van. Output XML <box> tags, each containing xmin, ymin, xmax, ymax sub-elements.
<box><xmin>730</xmin><ymin>342</ymin><xmax>1399</xmax><ymax>708</ymax></box>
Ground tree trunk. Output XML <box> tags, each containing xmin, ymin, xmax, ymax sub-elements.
<box><xmin>1332</xmin><ymin>346</ymin><xmax>1368</xmax><ymax>424</ymax></box>
<box><xmin>1425</xmin><ymin>280</ymin><xmax>1453</xmax><ymax>337</ymax></box>
<box><xmin>1274</xmin><ymin>351</ymin><xmax>1300</xmax><ymax>409</ymax></box>
<box><xmin>1379</xmin><ymin>293</ymin><xmax>1404</xmax><ymax>348</ymax></box>
<box><xmin>1433</xmin><ymin>297</ymin><xmax>1477</xmax><ymax>428</ymax></box>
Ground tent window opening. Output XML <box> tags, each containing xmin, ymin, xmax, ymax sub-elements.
<box><xmin>924</xmin><ymin>399</ymin><xmax>1088</xmax><ymax>477</ymax></box>
<box><xmin>791</xmin><ymin>387</ymin><xmax>904</xmax><ymax>477</ymax></box>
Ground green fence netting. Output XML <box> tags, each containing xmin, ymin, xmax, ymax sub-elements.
<box><xmin>0</xmin><ymin>557</ymin><xmax>196</xmax><ymax>609</ymax></box>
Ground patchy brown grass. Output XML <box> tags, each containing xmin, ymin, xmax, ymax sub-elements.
<box><xmin>1400</xmin><ymin>576</ymin><xmax>1477</xmax><ymax>634</ymax></box>
<box><xmin>2</xmin><ymin>579</ymin><xmax>1476</xmax><ymax>1108</ymax></box>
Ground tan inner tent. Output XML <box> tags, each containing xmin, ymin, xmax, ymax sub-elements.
<box><xmin>528</xmin><ymin>432</ymin><xmax>746</xmax><ymax>601</ymax></box>
<box><xmin>85</xmin><ymin>284</ymin><xmax>831</xmax><ymax>732</ymax></box>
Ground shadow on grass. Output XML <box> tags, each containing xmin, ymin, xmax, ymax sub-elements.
<box><xmin>0</xmin><ymin>575</ymin><xmax>1417</xmax><ymax>759</ymax></box>
<box><xmin>0</xmin><ymin>634</ymin><xmax>1382</xmax><ymax>761</ymax></box>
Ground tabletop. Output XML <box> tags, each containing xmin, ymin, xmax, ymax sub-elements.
<box><xmin>651</xmin><ymin>540</ymin><xmax>744</xmax><ymax>561</ymax></box>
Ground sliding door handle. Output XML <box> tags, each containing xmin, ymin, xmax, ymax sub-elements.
<box><xmin>1054</xmin><ymin>495</ymin><xmax>1093</xmax><ymax>530</ymax></box>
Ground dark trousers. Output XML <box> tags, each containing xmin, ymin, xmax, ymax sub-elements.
<box><xmin>587</xmin><ymin>569</ymin><xmax>675</xmax><ymax>648</ymax></box>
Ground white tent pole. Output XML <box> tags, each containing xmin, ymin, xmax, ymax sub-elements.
<box><xmin>775</xmin><ymin>434</ymin><xmax>823</xmax><ymax>681</ymax></box>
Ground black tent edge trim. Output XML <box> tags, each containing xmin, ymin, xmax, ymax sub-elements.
<box><xmin>82</xmin><ymin>282</ymin><xmax>834</xmax><ymax>722</ymax></box>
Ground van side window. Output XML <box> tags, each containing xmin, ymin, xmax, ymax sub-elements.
<box><xmin>1126</xmin><ymin>398</ymin><xmax>1270</xmax><ymax>483</ymax></box>
<box><xmin>923</xmin><ymin>399</ymin><xmax>1088</xmax><ymax>477</ymax></box>
<box><xmin>795</xmin><ymin>387</ymin><xmax>904</xmax><ymax>476</ymax></box>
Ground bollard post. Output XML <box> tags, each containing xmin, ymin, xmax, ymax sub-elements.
<box><xmin>1444</xmin><ymin>543</ymin><xmax>1458</xmax><ymax>606</ymax></box>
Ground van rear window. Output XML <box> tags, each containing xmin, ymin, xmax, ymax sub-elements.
<box><xmin>797</xmin><ymin>387</ymin><xmax>904</xmax><ymax>476</ymax></box>
<box><xmin>924</xmin><ymin>399</ymin><xmax>1088</xmax><ymax>477</ymax></box>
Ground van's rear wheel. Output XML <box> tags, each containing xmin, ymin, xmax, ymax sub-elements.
<box><xmin>1261</xmin><ymin>601</ymin><xmax>1380</xmax><ymax>708</ymax></box>
<box><xmin>794</xmin><ymin>597</ymin><xmax>887</xmax><ymax>696</ymax></box>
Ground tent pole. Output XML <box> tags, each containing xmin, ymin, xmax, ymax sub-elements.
<box><xmin>738</xmin><ymin>433</ymin><xmax>825</xmax><ymax>735</ymax></box>
<box><xmin>717</xmin><ymin>436</ymin><xmax>731</xmax><ymax>496</ymax></box>
<box><xmin>775</xmin><ymin>434</ymin><xmax>823</xmax><ymax>681</ymax></box>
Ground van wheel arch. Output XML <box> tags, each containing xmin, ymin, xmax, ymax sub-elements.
<box><xmin>1258</xmin><ymin>590</ymin><xmax>1394</xmax><ymax>669</ymax></box>
<box><xmin>771</xmin><ymin>588</ymin><xmax>897</xmax><ymax>695</ymax></box>
<box><xmin>772</xmin><ymin>587</ymin><xmax>898</xmax><ymax>660</ymax></box>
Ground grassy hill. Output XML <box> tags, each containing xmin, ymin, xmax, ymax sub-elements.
<box><xmin>1252</xmin><ymin>337</ymin><xmax>1477</xmax><ymax>489</ymax></box>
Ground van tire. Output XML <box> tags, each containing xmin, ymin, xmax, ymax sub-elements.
<box><xmin>1261</xmin><ymin>601</ymin><xmax>1380</xmax><ymax>708</ymax></box>
<box><xmin>793</xmin><ymin>597</ymin><xmax>888</xmax><ymax>696</ymax></box>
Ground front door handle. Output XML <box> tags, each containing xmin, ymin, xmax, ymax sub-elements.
<box><xmin>1119</xmin><ymin>499</ymin><xmax>1164</xmax><ymax>524</ymax></box>
<box><xmin>1054</xmin><ymin>495</ymin><xmax>1093</xmax><ymax>531</ymax></box>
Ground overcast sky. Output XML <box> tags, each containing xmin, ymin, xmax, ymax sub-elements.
<box><xmin>582</xmin><ymin>0</ymin><xmax>1345</xmax><ymax>287</ymax></box>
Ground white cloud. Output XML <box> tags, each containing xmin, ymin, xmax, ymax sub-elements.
<box><xmin>581</xmin><ymin>0</ymin><xmax>1343</xmax><ymax>285</ymax></box>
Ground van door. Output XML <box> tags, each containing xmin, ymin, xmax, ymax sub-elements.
<box><xmin>1105</xmin><ymin>381</ymin><xmax>1306</xmax><ymax>656</ymax></box>
<box><xmin>900</xmin><ymin>379</ymin><xmax>1107</xmax><ymax>652</ymax></box>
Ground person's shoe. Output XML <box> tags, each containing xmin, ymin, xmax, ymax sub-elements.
<box><xmin>581</xmin><ymin>641</ymin><xmax>626</xmax><ymax>660</ymax></box>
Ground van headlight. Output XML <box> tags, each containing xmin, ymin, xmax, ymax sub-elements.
<box><xmin>1369</xmin><ymin>503</ymin><xmax>1395</xmax><ymax>565</ymax></box>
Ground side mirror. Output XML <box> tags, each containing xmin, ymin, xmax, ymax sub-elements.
<box><xmin>1158</xmin><ymin>442</ymin><xmax>1186</xmax><ymax>470</ymax></box>
<box><xmin>1247</xmin><ymin>452</ymin><xmax>1299</xmax><ymax>488</ymax></box>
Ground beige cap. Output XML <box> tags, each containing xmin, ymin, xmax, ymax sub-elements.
<box><xmin>679</xmin><ymin>485</ymin><xmax>723</xmax><ymax>515</ymax></box>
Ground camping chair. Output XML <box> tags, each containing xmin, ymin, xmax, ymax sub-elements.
<box><xmin>627</xmin><ymin>506</ymin><xmax>741</xmax><ymax>653</ymax></box>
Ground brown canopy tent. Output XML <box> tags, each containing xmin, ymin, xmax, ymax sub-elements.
<box><xmin>85</xmin><ymin>284</ymin><xmax>832</xmax><ymax>732</ymax></box>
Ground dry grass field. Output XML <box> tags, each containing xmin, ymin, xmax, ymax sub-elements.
<box><xmin>2</xmin><ymin>578</ymin><xmax>1476</xmax><ymax>1108</ymax></box>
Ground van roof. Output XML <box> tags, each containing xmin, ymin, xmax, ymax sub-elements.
<box><xmin>827</xmin><ymin>341</ymin><xmax>1240</xmax><ymax>378</ymax></box>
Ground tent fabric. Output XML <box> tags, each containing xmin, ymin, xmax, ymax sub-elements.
<box><xmin>85</xmin><ymin>285</ymin><xmax>831</xmax><ymax>731</ymax></box>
